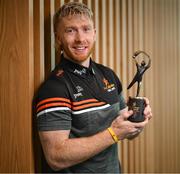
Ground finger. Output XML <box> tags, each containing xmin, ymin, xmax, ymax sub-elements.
<box><xmin>126</xmin><ymin>128</ymin><xmax>142</xmax><ymax>139</ymax></box>
<box><xmin>145</xmin><ymin>112</ymin><xmax>153</xmax><ymax>120</ymax></box>
<box><xmin>133</xmin><ymin>117</ymin><xmax>149</xmax><ymax>128</ymax></box>
<box><xmin>144</xmin><ymin>105</ymin><xmax>153</xmax><ymax>120</ymax></box>
<box><xmin>126</xmin><ymin>127</ymin><xmax>139</xmax><ymax>134</ymax></box>
<box><xmin>143</xmin><ymin>97</ymin><xmax>150</xmax><ymax>106</ymax></box>
<box><xmin>144</xmin><ymin>104</ymin><xmax>151</xmax><ymax>115</ymax></box>
<box><xmin>138</xmin><ymin>127</ymin><xmax>144</xmax><ymax>133</ymax></box>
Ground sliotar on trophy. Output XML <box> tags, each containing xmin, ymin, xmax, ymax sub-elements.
<box><xmin>127</xmin><ymin>50</ymin><xmax>151</xmax><ymax>122</ymax></box>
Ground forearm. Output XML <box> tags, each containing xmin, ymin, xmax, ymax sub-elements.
<box><xmin>41</xmin><ymin>129</ymin><xmax>115</xmax><ymax>171</ymax></box>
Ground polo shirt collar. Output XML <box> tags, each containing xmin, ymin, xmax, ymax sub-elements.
<box><xmin>59</xmin><ymin>54</ymin><xmax>96</xmax><ymax>77</ymax></box>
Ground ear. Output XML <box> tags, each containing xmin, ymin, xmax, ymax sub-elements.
<box><xmin>54</xmin><ymin>33</ymin><xmax>63</xmax><ymax>53</ymax></box>
<box><xmin>93</xmin><ymin>28</ymin><xmax>96</xmax><ymax>42</ymax></box>
<box><xmin>55</xmin><ymin>33</ymin><xmax>62</xmax><ymax>45</ymax></box>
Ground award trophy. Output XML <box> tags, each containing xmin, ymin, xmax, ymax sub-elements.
<box><xmin>127</xmin><ymin>50</ymin><xmax>151</xmax><ymax>122</ymax></box>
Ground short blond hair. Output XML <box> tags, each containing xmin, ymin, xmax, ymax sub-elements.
<box><xmin>53</xmin><ymin>2</ymin><xmax>93</xmax><ymax>34</ymax></box>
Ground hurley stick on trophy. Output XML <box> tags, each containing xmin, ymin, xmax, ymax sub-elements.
<box><xmin>127</xmin><ymin>50</ymin><xmax>151</xmax><ymax>122</ymax></box>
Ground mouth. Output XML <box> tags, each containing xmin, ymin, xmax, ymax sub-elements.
<box><xmin>73</xmin><ymin>46</ymin><xmax>88</xmax><ymax>52</ymax></box>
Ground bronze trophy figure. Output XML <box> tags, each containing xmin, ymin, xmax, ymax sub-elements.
<box><xmin>127</xmin><ymin>50</ymin><xmax>151</xmax><ymax>122</ymax></box>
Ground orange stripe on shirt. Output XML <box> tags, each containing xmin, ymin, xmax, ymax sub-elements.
<box><xmin>72</xmin><ymin>102</ymin><xmax>106</xmax><ymax>110</ymax></box>
<box><xmin>37</xmin><ymin>102</ymin><xmax>71</xmax><ymax>113</ymax></box>
<box><xmin>72</xmin><ymin>99</ymin><xmax>99</xmax><ymax>106</ymax></box>
<box><xmin>37</xmin><ymin>97</ymin><xmax>71</xmax><ymax>108</ymax></box>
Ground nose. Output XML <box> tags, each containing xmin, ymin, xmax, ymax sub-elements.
<box><xmin>75</xmin><ymin>30</ymin><xmax>85</xmax><ymax>42</ymax></box>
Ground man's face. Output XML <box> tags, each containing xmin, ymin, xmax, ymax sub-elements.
<box><xmin>56</xmin><ymin>14</ymin><xmax>96</xmax><ymax>63</ymax></box>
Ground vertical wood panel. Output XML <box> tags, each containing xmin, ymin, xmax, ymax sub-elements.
<box><xmin>114</xmin><ymin>0</ymin><xmax>121</xmax><ymax>76</ymax></box>
<box><xmin>0</xmin><ymin>0</ymin><xmax>34</xmax><ymax>172</ymax></box>
<box><xmin>44</xmin><ymin>0</ymin><xmax>52</xmax><ymax>78</ymax></box>
<box><xmin>96</xmin><ymin>0</ymin><xmax>103</xmax><ymax>63</ymax></box>
<box><xmin>143</xmin><ymin>0</ymin><xmax>155</xmax><ymax>172</ymax></box>
<box><xmin>108</xmin><ymin>0</ymin><xmax>114</xmax><ymax>69</ymax></box>
<box><xmin>29</xmin><ymin>1</ymin><xmax>35</xmax><ymax>172</ymax></box>
<box><xmin>33</xmin><ymin>0</ymin><xmax>45</xmax><ymax>172</ymax></box>
<box><xmin>177</xmin><ymin>1</ymin><xmax>180</xmax><ymax>171</ymax></box>
<box><xmin>50</xmin><ymin>0</ymin><xmax>56</xmax><ymax>70</ymax></box>
<box><xmin>93</xmin><ymin>0</ymin><xmax>99</xmax><ymax>62</ymax></box>
<box><xmin>34</xmin><ymin>0</ymin><xmax>45</xmax><ymax>91</ymax></box>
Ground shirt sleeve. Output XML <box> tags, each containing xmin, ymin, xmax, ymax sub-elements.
<box><xmin>35</xmin><ymin>76</ymin><xmax>72</xmax><ymax>131</ymax></box>
<box><xmin>119</xmin><ymin>92</ymin><xmax>127</xmax><ymax>110</ymax></box>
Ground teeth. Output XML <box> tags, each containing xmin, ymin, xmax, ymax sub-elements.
<box><xmin>76</xmin><ymin>47</ymin><xmax>85</xmax><ymax>50</ymax></box>
<box><xmin>74</xmin><ymin>46</ymin><xmax>86</xmax><ymax>50</ymax></box>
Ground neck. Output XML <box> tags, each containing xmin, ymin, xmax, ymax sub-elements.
<box><xmin>80</xmin><ymin>58</ymin><xmax>90</xmax><ymax>68</ymax></box>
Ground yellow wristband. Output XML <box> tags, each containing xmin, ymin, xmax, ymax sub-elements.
<box><xmin>107</xmin><ymin>127</ymin><xmax>119</xmax><ymax>143</ymax></box>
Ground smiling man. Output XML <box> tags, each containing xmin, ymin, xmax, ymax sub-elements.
<box><xmin>35</xmin><ymin>2</ymin><xmax>152</xmax><ymax>173</ymax></box>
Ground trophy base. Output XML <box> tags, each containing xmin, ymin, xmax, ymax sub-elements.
<box><xmin>127</xmin><ymin>97</ymin><xmax>145</xmax><ymax>122</ymax></box>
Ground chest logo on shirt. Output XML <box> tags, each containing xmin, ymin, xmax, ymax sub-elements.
<box><xmin>76</xmin><ymin>86</ymin><xmax>84</xmax><ymax>92</ymax></box>
<box><xmin>74</xmin><ymin>86</ymin><xmax>84</xmax><ymax>99</ymax></box>
<box><xmin>102</xmin><ymin>78</ymin><xmax>116</xmax><ymax>92</ymax></box>
<box><xmin>74</xmin><ymin>68</ymin><xmax>86</xmax><ymax>75</ymax></box>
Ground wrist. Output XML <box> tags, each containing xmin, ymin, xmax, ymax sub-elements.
<box><xmin>107</xmin><ymin>127</ymin><xmax>119</xmax><ymax>143</ymax></box>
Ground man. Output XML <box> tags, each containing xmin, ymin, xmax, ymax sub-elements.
<box><xmin>36</xmin><ymin>2</ymin><xmax>152</xmax><ymax>173</ymax></box>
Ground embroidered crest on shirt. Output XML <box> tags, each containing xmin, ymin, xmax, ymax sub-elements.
<box><xmin>102</xmin><ymin>78</ymin><xmax>115</xmax><ymax>92</ymax></box>
<box><xmin>56</xmin><ymin>69</ymin><xmax>64</xmax><ymax>77</ymax></box>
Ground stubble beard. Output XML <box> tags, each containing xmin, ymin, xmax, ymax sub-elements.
<box><xmin>62</xmin><ymin>42</ymin><xmax>95</xmax><ymax>64</ymax></box>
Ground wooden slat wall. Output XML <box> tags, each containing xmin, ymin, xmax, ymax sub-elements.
<box><xmin>0</xmin><ymin>0</ymin><xmax>180</xmax><ymax>173</ymax></box>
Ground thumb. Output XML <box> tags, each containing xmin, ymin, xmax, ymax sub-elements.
<box><xmin>122</xmin><ymin>110</ymin><xmax>133</xmax><ymax>120</ymax></box>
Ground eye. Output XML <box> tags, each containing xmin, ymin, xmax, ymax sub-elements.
<box><xmin>83</xmin><ymin>26</ymin><xmax>92</xmax><ymax>32</ymax></box>
<box><xmin>65</xmin><ymin>28</ymin><xmax>76</xmax><ymax>33</ymax></box>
